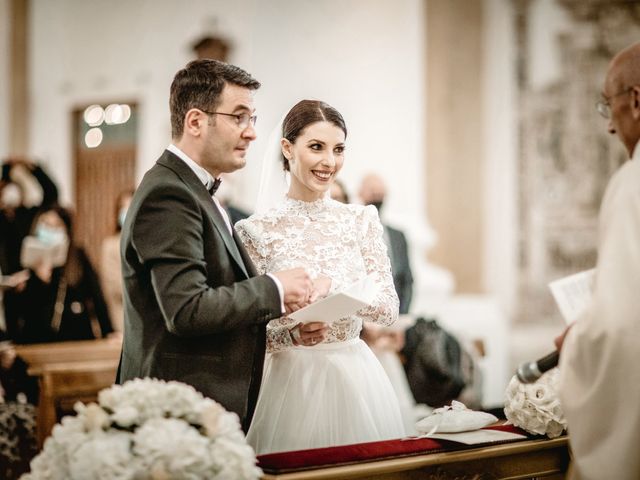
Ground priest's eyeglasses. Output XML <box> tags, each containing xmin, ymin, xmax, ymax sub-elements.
<box><xmin>201</xmin><ymin>110</ymin><xmax>257</xmax><ymax>129</ymax></box>
<box><xmin>596</xmin><ymin>87</ymin><xmax>633</xmax><ymax>119</ymax></box>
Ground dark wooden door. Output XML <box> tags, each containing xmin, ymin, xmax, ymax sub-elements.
<box><xmin>72</xmin><ymin>103</ymin><xmax>137</xmax><ymax>265</ymax></box>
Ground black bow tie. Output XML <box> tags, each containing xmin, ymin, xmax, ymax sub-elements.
<box><xmin>208</xmin><ymin>178</ymin><xmax>222</xmax><ymax>196</ymax></box>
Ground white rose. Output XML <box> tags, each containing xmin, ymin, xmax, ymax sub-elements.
<box><xmin>201</xmin><ymin>402</ymin><xmax>225</xmax><ymax>437</ymax></box>
<box><xmin>68</xmin><ymin>431</ymin><xmax>134</xmax><ymax>480</ymax></box>
<box><xmin>112</xmin><ymin>406</ymin><xmax>140</xmax><ymax>427</ymax></box>
<box><xmin>215</xmin><ymin>410</ymin><xmax>245</xmax><ymax>443</ymax></box>
<box><xmin>97</xmin><ymin>387</ymin><xmax>118</xmax><ymax>410</ymax></box>
<box><xmin>133</xmin><ymin>418</ymin><xmax>212</xmax><ymax>477</ymax></box>
<box><xmin>26</xmin><ymin>438</ymin><xmax>72</xmax><ymax>480</ymax></box>
<box><xmin>210</xmin><ymin>437</ymin><xmax>262</xmax><ymax>480</ymax></box>
<box><xmin>82</xmin><ymin>403</ymin><xmax>110</xmax><ymax>432</ymax></box>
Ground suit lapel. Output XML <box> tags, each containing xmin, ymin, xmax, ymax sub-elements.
<box><xmin>157</xmin><ymin>151</ymin><xmax>250</xmax><ymax>278</ymax></box>
<box><xmin>207</xmin><ymin>200</ymin><xmax>250</xmax><ymax>278</ymax></box>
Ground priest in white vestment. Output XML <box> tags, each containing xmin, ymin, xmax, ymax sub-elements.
<box><xmin>558</xmin><ymin>42</ymin><xmax>640</xmax><ymax>480</ymax></box>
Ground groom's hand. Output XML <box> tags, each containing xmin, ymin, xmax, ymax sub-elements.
<box><xmin>309</xmin><ymin>275</ymin><xmax>332</xmax><ymax>303</ymax></box>
<box><xmin>273</xmin><ymin>267</ymin><xmax>313</xmax><ymax>313</ymax></box>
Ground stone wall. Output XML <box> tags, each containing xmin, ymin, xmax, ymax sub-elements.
<box><xmin>515</xmin><ymin>0</ymin><xmax>640</xmax><ymax>323</ymax></box>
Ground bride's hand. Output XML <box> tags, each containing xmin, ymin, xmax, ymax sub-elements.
<box><xmin>289</xmin><ymin>322</ymin><xmax>330</xmax><ymax>346</ymax></box>
<box><xmin>309</xmin><ymin>275</ymin><xmax>332</xmax><ymax>303</ymax></box>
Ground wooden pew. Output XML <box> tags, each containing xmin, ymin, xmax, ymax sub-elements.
<box><xmin>14</xmin><ymin>339</ymin><xmax>121</xmax><ymax>447</ymax></box>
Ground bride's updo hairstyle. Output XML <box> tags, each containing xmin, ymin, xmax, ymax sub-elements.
<box><xmin>281</xmin><ymin>100</ymin><xmax>347</xmax><ymax>171</ymax></box>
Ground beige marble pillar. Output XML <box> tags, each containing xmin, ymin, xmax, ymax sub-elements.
<box><xmin>9</xmin><ymin>0</ymin><xmax>29</xmax><ymax>156</ymax></box>
<box><xmin>426</xmin><ymin>0</ymin><xmax>484</xmax><ymax>293</ymax></box>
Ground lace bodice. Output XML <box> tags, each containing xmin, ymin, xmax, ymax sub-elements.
<box><xmin>236</xmin><ymin>196</ymin><xmax>399</xmax><ymax>353</ymax></box>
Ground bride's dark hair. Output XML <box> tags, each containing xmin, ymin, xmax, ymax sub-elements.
<box><xmin>281</xmin><ymin>100</ymin><xmax>347</xmax><ymax>171</ymax></box>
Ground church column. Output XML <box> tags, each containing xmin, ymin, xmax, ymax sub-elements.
<box><xmin>9</xmin><ymin>0</ymin><xmax>29</xmax><ymax>156</ymax></box>
<box><xmin>425</xmin><ymin>0</ymin><xmax>485</xmax><ymax>292</ymax></box>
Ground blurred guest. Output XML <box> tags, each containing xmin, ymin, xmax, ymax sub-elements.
<box><xmin>0</xmin><ymin>159</ymin><xmax>58</xmax><ymax>276</ymax></box>
<box><xmin>358</xmin><ymin>173</ymin><xmax>415</xmax><ymax>415</ymax></box>
<box><xmin>0</xmin><ymin>160</ymin><xmax>58</xmax><ymax>342</ymax></box>
<box><xmin>5</xmin><ymin>205</ymin><xmax>113</xmax><ymax>343</ymax></box>
<box><xmin>359</xmin><ymin>173</ymin><xmax>413</xmax><ymax>314</ymax></box>
<box><xmin>330</xmin><ymin>178</ymin><xmax>350</xmax><ymax>203</ymax></box>
<box><xmin>100</xmin><ymin>189</ymin><xmax>134</xmax><ymax>332</ymax></box>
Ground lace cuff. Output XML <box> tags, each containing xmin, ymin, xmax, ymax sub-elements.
<box><xmin>266</xmin><ymin>323</ymin><xmax>295</xmax><ymax>353</ymax></box>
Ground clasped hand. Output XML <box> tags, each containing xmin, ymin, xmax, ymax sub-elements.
<box><xmin>273</xmin><ymin>270</ymin><xmax>332</xmax><ymax>314</ymax></box>
<box><xmin>288</xmin><ymin>275</ymin><xmax>331</xmax><ymax>346</ymax></box>
<box><xmin>290</xmin><ymin>321</ymin><xmax>330</xmax><ymax>347</ymax></box>
<box><xmin>272</xmin><ymin>269</ymin><xmax>332</xmax><ymax>346</ymax></box>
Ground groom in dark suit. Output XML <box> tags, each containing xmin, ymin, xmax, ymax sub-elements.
<box><xmin>118</xmin><ymin>59</ymin><xmax>312</xmax><ymax>430</ymax></box>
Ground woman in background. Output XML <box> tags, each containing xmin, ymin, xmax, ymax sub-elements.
<box><xmin>5</xmin><ymin>205</ymin><xmax>113</xmax><ymax>343</ymax></box>
<box><xmin>100</xmin><ymin>189</ymin><xmax>134</xmax><ymax>333</ymax></box>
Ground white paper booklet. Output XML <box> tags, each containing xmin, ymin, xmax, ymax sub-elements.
<box><xmin>288</xmin><ymin>274</ymin><xmax>380</xmax><ymax>324</ymax></box>
<box><xmin>548</xmin><ymin>269</ymin><xmax>596</xmax><ymax>324</ymax></box>
<box><xmin>426</xmin><ymin>428</ymin><xmax>527</xmax><ymax>445</ymax></box>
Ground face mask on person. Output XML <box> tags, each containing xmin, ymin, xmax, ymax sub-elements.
<box><xmin>35</xmin><ymin>224</ymin><xmax>68</xmax><ymax>246</ymax></box>
<box><xmin>1</xmin><ymin>183</ymin><xmax>22</xmax><ymax>208</ymax></box>
<box><xmin>118</xmin><ymin>207</ymin><xmax>128</xmax><ymax>228</ymax></box>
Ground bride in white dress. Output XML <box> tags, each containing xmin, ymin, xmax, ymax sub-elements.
<box><xmin>236</xmin><ymin>100</ymin><xmax>405</xmax><ymax>454</ymax></box>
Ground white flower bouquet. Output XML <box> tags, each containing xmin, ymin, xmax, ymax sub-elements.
<box><xmin>22</xmin><ymin>378</ymin><xmax>262</xmax><ymax>480</ymax></box>
<box><xmin>503</xmin><ymin>367</ymin><xmax>567</xmax><ymax>438</ymax></box>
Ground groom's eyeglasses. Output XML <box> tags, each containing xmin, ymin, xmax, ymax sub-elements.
<box><xmin>200</xmin><ymin>110</ymin><xmax>257</xmax><ymax>129</ymax></box>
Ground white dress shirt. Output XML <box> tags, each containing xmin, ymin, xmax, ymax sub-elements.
<box><xmin>167</xmin><ymin>144</ymin><xmax>232</xmax><ymax>234</ymax></box>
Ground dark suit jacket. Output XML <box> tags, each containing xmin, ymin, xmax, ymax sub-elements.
<box><xmin>117</xmin><ymin>150</ymin><xmax>281</xmax><ymax>430</ymax></box>
<box><xmin>384</xmin><ymin>225</ymin><xmax>413</xmax><ymax>315</ymax></box>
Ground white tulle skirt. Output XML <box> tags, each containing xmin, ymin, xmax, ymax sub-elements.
<box><xmin>247</xmin><ymin>338</ymin><xmax>406</xmax><ymax>454</ymax></box>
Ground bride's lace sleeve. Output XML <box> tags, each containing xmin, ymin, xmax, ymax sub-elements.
<box><xmin>265</xmin><ymin>318</ymin><xmax>296</xmax><ymax>353</ymax></box>
<box><xmin>354</xmin><ymin>206</ymin><xmax>399</xmax><ymax>326</ymax></box>
<box><xmin>236</xmin><ymin>218</ymin><xmax>295</xmax><ymax>353</ymax></box>
<box><xmin>235</xmin><ymin>219</ymin><xmax>268</xmax><ymax>275</ymax></box>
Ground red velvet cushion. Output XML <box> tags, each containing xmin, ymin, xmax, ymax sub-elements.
<box><xmin>257</xmin><ymin>425</ymin><xmax>531</xmax><ymax>473</ymax></box>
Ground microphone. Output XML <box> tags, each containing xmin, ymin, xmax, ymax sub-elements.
<box><xmin>516</xmin><ymin>350</ymin><xmax>560</xmax><ymax>383</ymax></box>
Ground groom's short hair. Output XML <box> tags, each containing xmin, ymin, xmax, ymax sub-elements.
<box><xmin>170</xmin><ymin>59</ymin><xmax>260</xmax><ymax>139</ymax></box>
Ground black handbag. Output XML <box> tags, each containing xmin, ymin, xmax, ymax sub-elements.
<box><xmin>401</xmin><ymin>317</ymin><xmax>474</xmax><ymax>407</ymax></box>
